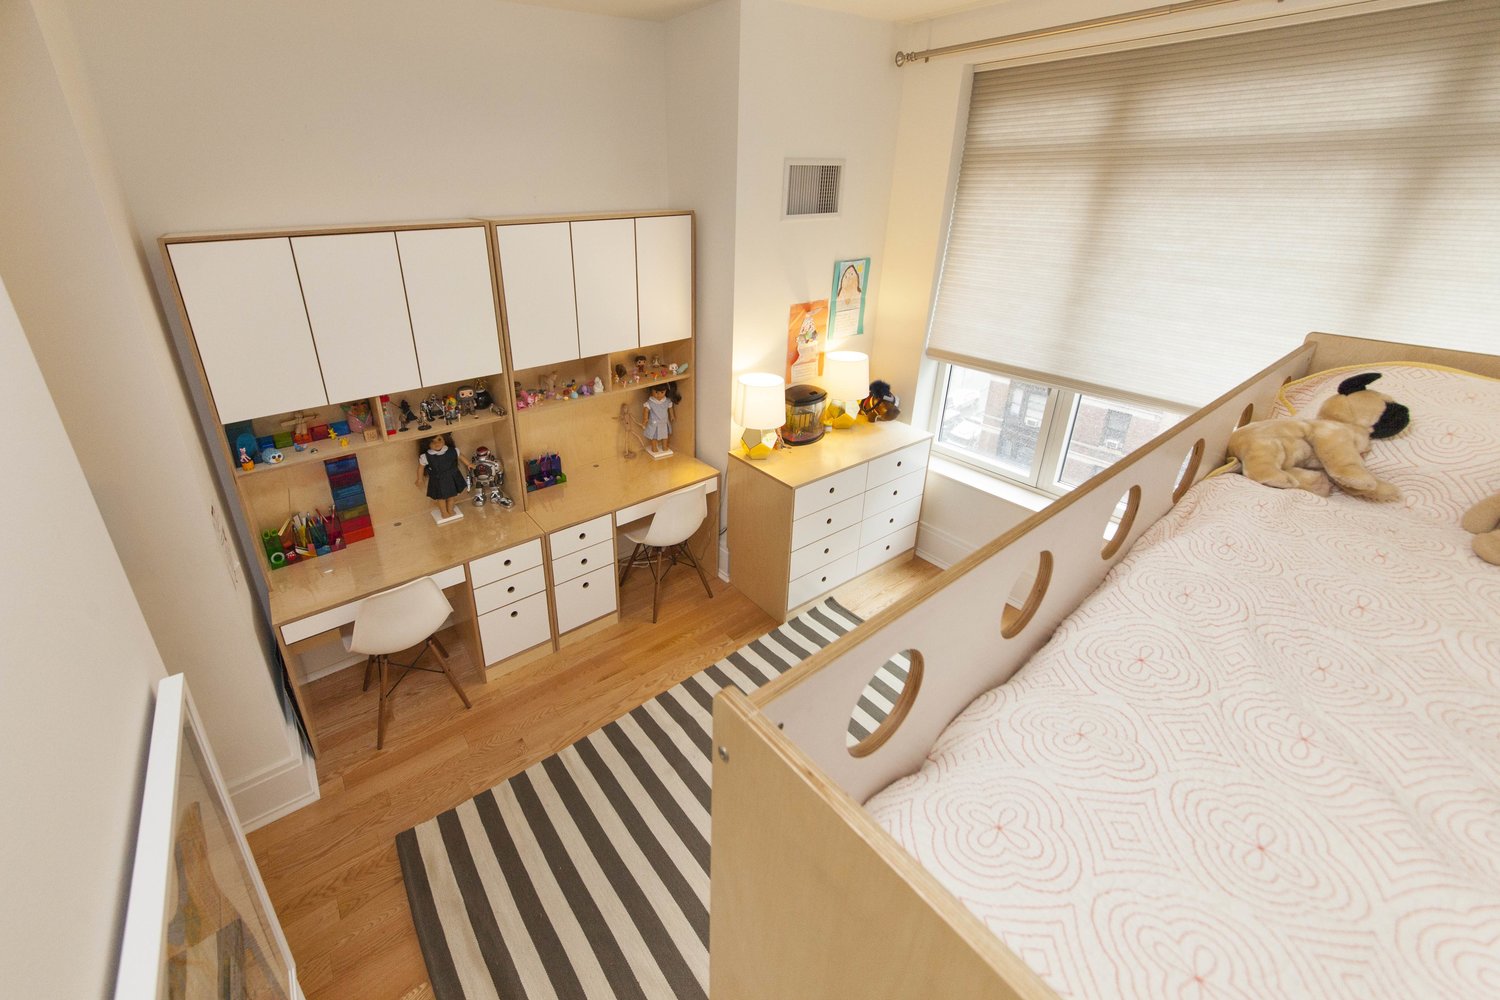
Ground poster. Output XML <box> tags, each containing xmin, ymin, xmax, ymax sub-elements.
<box><xmin>829</xmin><ymin>257</ymin><xmax>870</xmax><ymax>340</ymax></box>
<box><xmin>786</xmin><ymin>299</ymin><xmax>828</xmax><ymax>385</ymax></box>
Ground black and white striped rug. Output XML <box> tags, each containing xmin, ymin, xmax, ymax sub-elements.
<box><xmin>397</xmin><ymin>597</ymin><xmax>906</xmax><ymax>1000</ymax></box>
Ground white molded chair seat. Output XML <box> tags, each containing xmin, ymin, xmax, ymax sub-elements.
<box><xmin>339</xmin><ymin>577</ymin><xmax>471</xmax><ymax>749</ymax></box>
<box><xmin>619</xmin><ymin>487</ymin><xmax>714</xmax><ymax>622</ymax></box>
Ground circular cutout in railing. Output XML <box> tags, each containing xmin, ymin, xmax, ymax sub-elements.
<box><xmin>847</xmin><ymin>649</ymin><xmax>924</xmax><ymax>757</ymax></box>
<box><xmin>1100</xmin><ymin>485</ymin><xmax>1141</xmax><ymax>560</ymax></box>
<box><xmin>1173</xmin><ymin>438</ymin><xmax>1206</xmax><ymax>503</ymax></box>
<box><xmin>1001</xmin><ymin>551</ymin><xmax>1053</xmax><ymax>639</ymax></box>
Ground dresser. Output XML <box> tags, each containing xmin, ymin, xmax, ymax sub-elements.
<box><xmin>727</xmin><ymin>422</ymin><xmax>931</xmax><ymax>622</ymax></box>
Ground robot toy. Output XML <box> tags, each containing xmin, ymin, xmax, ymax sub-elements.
<box><xmin>468</xmin><ymin>446</ymin><xmax>514</xmax><ymax>508</ymax></box>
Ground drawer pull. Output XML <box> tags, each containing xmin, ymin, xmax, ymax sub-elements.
<box><xmin>507</xmin><ymin>585</ymin><xmax>516</xmax><ymax>593</ymax></box>
<box><xmin>896</xmin><ymin>460</ymin><xmax>903</xmax><ymax>468</ymax></box>
<box><xmin>579</xmin><ymin>531</ymin><xmax>588</xmax><ymax>540</ymax></box>
<box><xmin>885</xmin><ymin>544</ymin><xmax>892</xmax><ymax>551</ymax></box>
<box><xmin>825</xmin><ymin>517</ymin><xmax>833</xmax><ymax>525</ymax></box>
<box><xmin>823</xmin><ymin>547</ymin><xmax>830</xmax><ymax>554</ymax></box>
<box><xmin>888</xmin><ymin>517</ymin><xmax>895</xmax><ymax>525</ymax></box>
<box><xmin>580</xmin><ymin>557</ymin><xmax>589</xmax><ymax>566</ymax></box>
<box><xmin>583</xmin><ymin>581</ymin><xmax>591</xmax><ymax>589</ymax></box>
<box><xmin>504</xmin><ymin>558</ymin><xmax>513</xmax><ymax>567</ymax></box>
<box><xmin>892</xmin><ymin>489</ymin><xmax>899</xmax><ymax>496</ymax></box>
<box><xmin>510</xmin><ymin>610</ymin><xmax>519</xmax><ymax>618</ymax></box>
<box><xmin>820</xmin><ymin>575</ymin><xmax>828</xmax><ymax>583</ymax></box>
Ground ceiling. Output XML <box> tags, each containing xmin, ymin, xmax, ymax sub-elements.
<box><xmin>506</xmin><ymin>0</ymin><xmax>989</xmax><ymax>23</ymax></box>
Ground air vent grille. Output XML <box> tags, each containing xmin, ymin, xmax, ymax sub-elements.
<box><xmin>784</xmin><ymin>161</ymin><xmax>842</xmax><ymax>218</ymax></box>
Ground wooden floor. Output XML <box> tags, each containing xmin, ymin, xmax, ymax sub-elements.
<box><xmin>248</xmin><ymin>555</ymin><xmax>942</xmax><ymax>1000</ymax></box>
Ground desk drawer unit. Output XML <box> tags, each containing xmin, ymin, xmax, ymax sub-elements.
<box><xmin>550</xmin><ymin>514</ymin><xmax>613</xmax><ymax>559</ymax></box>
<box><xmin>477</xmin><ymin>591</ymin><xmax>552</xmax><ymax>666</ymax></box>
<box><xmin>472</xmin><ymin>565</ymin><xmax>547</xmax><ymax>615</ymax></box>
<box><xmin>551</xmin><ymin>538</ymin><xmax>614</xmax><ymax>585</ymax></box>
<box><xmin>470</xmin><ymin>539</ymin><xmax>544</xmax><ymax>588</ymax></box>
<box><xmin>554</xmin><ymin>564</ymin><xmax>617</xmax><ymax>633</ymax></box>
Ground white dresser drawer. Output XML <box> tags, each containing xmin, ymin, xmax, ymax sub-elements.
<box><xmin>787</xmin><ymin>552</ymin><xmax>860</xmax><ymax>611</ymax></box>
<box><xmin>859</xmin><ymin>496</ymin><xmax>923</xmax><ymax>548</ymax></box>
<box><xmin>862</xmin><ymin>468</ymin><xmax>926</xmax><ymax>517</ymax></box>
<box><xmin>788</xmin><ymin>523</ymin><xmax>862</xmax><ymax>580</ymax></box>
<box><xmin>554</xmin><ymin>564</ymin><xmax>617</xmax><ymax>633</ymax></box>
<box><xmin>473</xmin><ymin>565</ymin><xmax>547</xmax><ymax>615</ymax></box>
<box><xmin>792</xmin><ymin>464</ymin><xmax>869</xmax><ymax>519</ymax></box>
<box><xmin>551</xmin><ymin>538</ymin><xmax>614</xmax><ymax>585</ymax></box>
<box><xmin>477</xmin><ymin>591</ymin><xmax>552</xmax><ymax>666</ymax></box>
<box><xmin>790</xmin><ymin>494</ymin><xmax>864</xmax><ymax>551</ymax></box>
<box><xmin>550</xmin><ymin>513</ymin><xmax>614</xmax><ymax>558</ymax></box>
<box><xmin>470</xmin><ymin>539</ymin><xmax>544</xmax><ymax>589</ymax></box>
<box><xmin>856</xmin><ymin>522</ymin><xmax>920</xmax><ymax>575</ymax></box>
<box><xmin>865</xmin><ymin>440</ymin><xmax>930</xmax><ymax>489</ymax></box>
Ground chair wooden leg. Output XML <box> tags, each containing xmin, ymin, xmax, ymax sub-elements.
<box><xmin>376</xmin><ymin>655</ymin><xmax>389</xmax><ymax>750</ymax></box>
<box><xmin>620</xmin><ymin>542</ymin><xmax>642</xmax><ymax>586</ymax></box>
<box><xmin>362</xmin><ymin>656</ymin><xmax>374</xmax><ymax>692</ymax></box>
<box><xmin>431</xmin><ymin>633</ymin><xmax>450</xmax><ymax>659</ymax></box>
<box><xmin>430</xmin><ymin>637</ymin><xmax>472</xmax><ymax>709</ymax></box>
<box><xmin>652</xmin><ymin>546</ymin><xmax>665</xmax><ymax>623</ymax></box>
<box><xmin>681</xmin><ymin>543</ymin><xmax>714</xmax><ymax>598</ymax></box>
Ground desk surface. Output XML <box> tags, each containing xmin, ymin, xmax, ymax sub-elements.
<box><xmin>268</xmin><ymin>452</ymin><xmax>720</xmax><ymax>626</ymax></box>
<box><xmin>728</xmin><ymin>420</ymin><xmax>931</xmax><ymax>490</ymax></box>
<box><xmin>523</xmin><ymin>452</ymin><xmax>720</xmax><ymax>533</ymax></box>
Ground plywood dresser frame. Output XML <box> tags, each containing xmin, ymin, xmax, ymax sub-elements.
<box><xmin>710</xmin><ymin>332</ymin><xmax>1500</xmax><ymax>1000</ymax></box>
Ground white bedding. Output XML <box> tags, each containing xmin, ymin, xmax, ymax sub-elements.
<box><xmin>864</xmin><ymin>365</ymin><xmax>1500</xmax><ymax>999</ymax></box>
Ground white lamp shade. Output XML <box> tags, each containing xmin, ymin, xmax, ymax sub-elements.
<box><xmin>821</xmin><ymin>350</ymin><xmax>869</xmax><ymax>402</ymax></box>
<box><xmin>736</xmin><ymin>372</ymin><xmax>786</xmax><ymax>429</ymax></box>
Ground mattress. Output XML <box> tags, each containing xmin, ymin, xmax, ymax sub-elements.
<box><xmin>864</xmin><ymin>365</ymin><xmax>1500</xmax><ymax>999</ymax></box>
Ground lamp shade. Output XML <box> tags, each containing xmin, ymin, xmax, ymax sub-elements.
<box><xmin>735</xmin><ymin>372</ymin><xmax>786</xmax><ymax>429</ymax></box>
<box><xmin>821</xmin><ymin>350</ymin><xmax>869</xmax><ymax>401</ymax></box>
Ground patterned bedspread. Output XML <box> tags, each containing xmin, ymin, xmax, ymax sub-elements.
<box><xmin>864</xmin><ymin>365</ymin><xmax>1500</xmax><ymax>999</ymax></box>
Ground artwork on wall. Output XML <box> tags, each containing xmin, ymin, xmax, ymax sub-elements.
<box><xmin>115</xmin><ymin>674</ymin><xmax>300</xmax><ymax>1000</ymax></box>
<box><xmin>829</xmin><ymin>257</ymin><xmax>870</xmax><ymax>340</ymax></box>
<box><xmin>786</xmin><ymin>299</ymin><xmax>829</xmax><ymax>385</ymax></box>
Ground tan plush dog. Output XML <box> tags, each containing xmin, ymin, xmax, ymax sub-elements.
<box><xmin>1228</xmin><ymin>372</ymin><xmax>1410</xmax><ymax>500</ymax></box>
<box><xmin>1462</xmin><ymin>493</ymin><xmax>1500</xmax><ymax>565</ymax></box>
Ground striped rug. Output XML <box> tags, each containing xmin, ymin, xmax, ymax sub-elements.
<box><xmin>397</xmin><ymin>597</ymin><xmax>907</xmax><ymax>1000</ymax></box>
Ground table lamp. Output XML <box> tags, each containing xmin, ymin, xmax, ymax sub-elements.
<box><xmin>820</xmin><ymin>350</ymin><xmax>869</xmax><ymax>429</ymax></box>
<box><xmin>735</xmin><ymin>372</ymin><xmax>786</xmax><ymax>460</ymax></box>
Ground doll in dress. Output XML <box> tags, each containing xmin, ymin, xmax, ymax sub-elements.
<box><xmin>415</xmin><ymin>433</ymin><xmax>471</xmax><ymax>520</ymax></box>
<box><xmin>642</xmin><ymin>385</ymin><xmax>674</xmax><ymax>455</ymax></box>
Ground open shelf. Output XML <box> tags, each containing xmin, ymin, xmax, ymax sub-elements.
<box><xmin>515</xmin><ymin>371</ymin><xmax>693</xmax><ymax>416</ymax></box>
<box><xmin>234</xmin><ymin>406</ymin><xmax>510</xmax><ymax>477</ymax></box>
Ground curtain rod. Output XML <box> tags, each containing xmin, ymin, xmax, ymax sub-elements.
<box><xmin>894</xmin><ymin>0</ymin><xmax>1249</xmax><ymax>66</ymax></box>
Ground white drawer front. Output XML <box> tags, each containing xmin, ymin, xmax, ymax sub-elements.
<box><xmin>792</xmin><ymin>464</ymin><xmax>869</xmax><ymax>519</ymax></box>
<box><xmin>477</xmin><ymin>592</ymin><xmax>552</xmax><ymax>666</ymax></box>
<box><xmin>550</xmin><ymin>514</ymin><xmax>614</xmax><ymax>559</ymax></box>
<box><xmin>473</xmin><ymin>565</ymin><xmax>547</xmax><ymax>615</ymax></box>
<box><xmin>554</xmin><ymin>564</ymin><xmax>617</xmax><ymax>633</ymax></box>
<box><xmin>788</xmin><ymin>523</ymin><xmax>862</xmax><ymax>581</ymax></box>
<box><xmin>859</xmin><ymin>496</ymin><xmax>923</xmax><ymax>548</ymax></box>
<box><xmin>551</xmin><ymin>538</ymin><xmax>615</xmax><ymax>585</ymax></box>
<box><xmin>862</xmin><ymin>468</ymin><xmax>926</xmax><ymax>517</ymax></box>
<box><xmin>856</xmin><ymin>522</ymin><xmax>920</xmax><ymax>575</ymax></box>
<box><xmin>790</xmin><ymin>494</ymin><xmax>864</xmax><ymax>551</ymax></box>
<box><xmin>865</xmin><ymin>440</ymin><xmax>930</xmax><ymax>489</ymax></box>
<box><xmin>787</xmin><ymin>551</ymin><xmax>859</xmax><ymax>611</ymax></box>
<box><xmin>470</xmin><ymin>539</ymin><xmax>544</xmax><ymax>589</ymax></box>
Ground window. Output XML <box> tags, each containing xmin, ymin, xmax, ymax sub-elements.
<box><xmin>933</xmin><ymin>363</ymin><xmax>1186</xmax><ymax>498</ymax></box>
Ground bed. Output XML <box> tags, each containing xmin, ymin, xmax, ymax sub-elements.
<box><xmin>709</xmin><ymin>333</ymin><xmax>1500</xmax><ymax>1000</ymax></box>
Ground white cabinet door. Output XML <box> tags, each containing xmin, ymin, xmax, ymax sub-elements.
<box><xmin>291</xmin><ymin>232</ymin><xmax>419</xmax><ymax>402</ymax></box>
<box><xmin>571</xmin><ymin>219</ymin><xmax>639</xmax><ymax>358</ymax></box>
<box><xmin>635</xmin><ymin>214</ymin><xmax>693</xmax><ymax>347</ymax></box>
<box><xmin>495</xmin><ymin>222</ymin><xmax>580</xmax><ymax>372</ymax></box>
<box><xmin>168</xmin><ymin>238</ymin><xmax>328</xmax><ymax>424</ymax></box>
<box><xmin>396</xmin><ymin>227</ymin><xmax>503</xmax><ymax>386</ymax></box>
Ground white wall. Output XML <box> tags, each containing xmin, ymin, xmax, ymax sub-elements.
<box><xmin>0</xmin><ymin>0</ymin><xmax>306</xmax><ymax>825</ymax></box>
<box><xmin>729</xmin><ymin>0</ymin><xmax>902</xmax><ymax>439</ymax></box>
<box><xmin>0</xmin><ymin>272</ymin><xmax>169</xmax><ymax>998</ymax></box>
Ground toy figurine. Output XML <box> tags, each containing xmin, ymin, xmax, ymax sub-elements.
<box><xmin>416</xmin><ymin>433</ymin><xmax>471</xmax><ymax>521</ymax></box>
<box><xmin>668</xmin><ymin>363</ymin><xmax>679</xmax><ymax>376</ymax></box>
<box><xmin>594</xmin><ymin>376</ymin><xmax>605</xmax><ymax>394</ymax></box>
<box><xmin>541</xmin><ymin>371</ymin><xmax>559</xmax><ymax>398</ymax></box>
<box><xmin>859</xmin><ymin>380</ymin><xmax>902</xmax><ymax>422</ymax></box>
<box><xmin>398</xmin><ymin>398</ymin><xmax>418</xmax><ymax>432</ymax></box>
<box><xmin>474</xmin><ymin>380</ymin><xmax>493</xmax><ymax>411</ymax></box>
<box><xmin>261</xmin><ymin>447</ymin><xmax>285</xmax><ymax>464</ymax></box>
<box><xmin>468</xmin><ymin>446</ymin><xmax>514</xmax><ymax>508</ymax></box>
<box><xmin>457</xmin><ymin>384</ymin><xmax>477</xmax><ymax>418</ymax></box>
<box><xmin>419</xmin><ymin>394</ymin><xmax>443</xmax><ymax>430</ymax></box>
<box><xmin>634</xmin><ymin>355</ymin><xmax>648</xmax><ymax>377</ymax></box>
<box><xmin>642</xmin><ymin>384</ymin><xmax>674</xmax><ymax>457</ymax></box>
<box><xmin>614</xmin><ymin>363</ymin><xmax>628</xmax><ymax>387</ymax></box>
<box><xmin>238</xmin><ymin>447</ymin><xmax>254</xmax><ymax>472</ymax></box>
<box><xmin>443</xmin><ymin>394</ymin><xmax>459</xmax><ymax>425</ymax></box>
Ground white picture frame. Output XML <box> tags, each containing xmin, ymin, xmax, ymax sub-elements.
<box><xmin>115</xmin><ymin>674</ymin><xmax>302</xmax><ymax>999</ymax></box>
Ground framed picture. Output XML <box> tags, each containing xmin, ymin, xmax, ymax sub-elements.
<box><xmin>829</xmin><ymin>257</ymin><xmax>870</xmax><ymax>340</ymax></box>
<box><xmin>786</xmin><ymin>299</ymin><xmax>829</xmax><ymax>384</ymax></box>
<box><xmin>115</xmin><ymin>674</ymin><xmax>301</xmax><ymax>1000</ymax></box>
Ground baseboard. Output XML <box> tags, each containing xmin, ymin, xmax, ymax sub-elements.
<box><xmin>231</xmin><ymin>734</ymin><xmax>320</xmax><ymax>833</ymax></box>
<box><xmin>914</xmin><ymin>521</ymin><xmax>975</xmax><ymax>571</ymax></box>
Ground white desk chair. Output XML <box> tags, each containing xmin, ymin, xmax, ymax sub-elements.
<box><xmin>619</xmin><ymin>486</ymin><xmax>715</xmax><ymax>623</ymax></box>
<box><xmin>342</xmin><ymin>577</ymin><xmax>472</xmax><ymax>749</ymax></box>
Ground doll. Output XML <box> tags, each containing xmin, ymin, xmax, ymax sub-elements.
<box><xmin>415</xmin><ymin>433</ymin><xmax>471</xmax><ymax>520</ymax></box>
<box><xmin>642</xmin><ymin>385</ymin><xmax>674</xmax><ymax>455</ymax></box>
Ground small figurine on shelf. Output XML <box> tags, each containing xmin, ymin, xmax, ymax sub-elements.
<box><xmin>456</xmin><ymin>384</ymin><xmax>477</xmax><ymax>418</ymax></box>
<box><xmin>474</xmin><ymin>380</ymin><xmax>493</xmax><ymax>411</ymax></box>
<box><xmin>398</xmin><ymin>398</ymin><xmax>418</xmax><ymax>432</ymax></box>
<box><xmin>416</xmin><ymin>432</ymin><xmax>471</xmax><ymax>523</ymax></box>
<box><xmin>419</xmin><ymin>394</ymin><xmax>443</xmax><ymax>430</ymax></box>
<box><xmin>443</xmin><ymin>394</ymin><xmax>459</xmax><ymax>425</ymax></box>
<box><xmin>541</xmin><ymin>371</ymin><xmax>559</xmax><ymax>398</ymax></box>
<box><xmin>238</xmin><ymin>446</ymin><xmax>254</xmax><ymax>472</ymax></box>
<box><xmin>280</xmin><ymin>410</ymin><xmax>313</xmax><ymax>446</ymax></box>
<box><xmin>668</xmin><ymin>362</ymin><xmax>679</xmax><ymax>376</ymax></box>
<box><xmin>634</xmin><ymin>355</ymin><xmax>648</xmax><ymax>378</ymax></box>
<box><xmin>642</xmin><ymin>384</ymin><xmax>674</xmax><ymax>459</ymax></box>
<box><xmin>513</xmin><ymin>381</ymin><xmax>528</xmax><ymax>410</ymax></box>
<box><xmin>594</xmin><ymin>376</ymin><xmax>605</xmax><ymax>395</ymax></box>
<box><xmin>859</xmin><ymin>380</ymin><xmax>902</xmax><ymax>422</ymax></box>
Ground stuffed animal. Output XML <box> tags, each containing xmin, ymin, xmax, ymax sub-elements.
<box><xmin>1462</xmin><ymin>492</ymin><xmax>1500</xmax><ymax>565</ymax></box>
<box><xmin>1227</xmin><ymin>372</ymin><xmax>1410</xmax><ymax>500</ymax></box>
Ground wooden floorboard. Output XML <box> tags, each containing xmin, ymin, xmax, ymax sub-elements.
<box><xmin>249</xmin><ymin>556</ymin><xmax>942</xmax><ymax>999</ymax></box>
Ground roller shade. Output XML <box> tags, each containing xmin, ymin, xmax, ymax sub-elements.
<box><xmin>926</xmin><ymin>0</ymin><xmax>1500</xmax><ymax>407</ymax></box>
